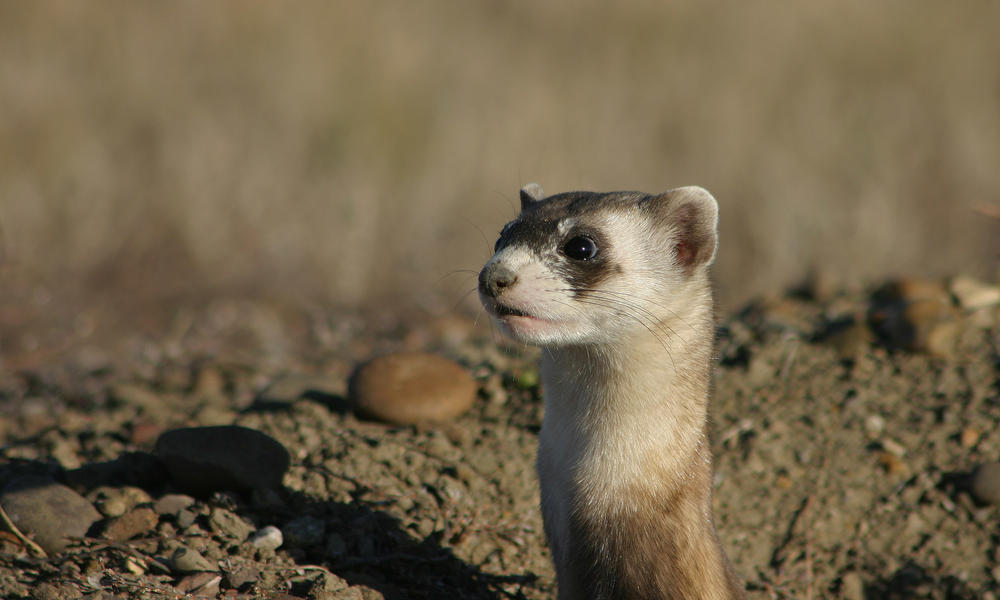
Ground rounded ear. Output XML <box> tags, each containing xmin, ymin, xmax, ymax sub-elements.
<box><xmin>519</xmin><ymin>183</ymin><xmax>545</xmax><ymax>210</ymax></box>
<box><xmin>649</xmin><ymin>186</ymin><xmax>719</xmax><ymax>273</ymax></box>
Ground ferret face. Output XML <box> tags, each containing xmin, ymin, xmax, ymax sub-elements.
<box><xmin>478</xmin><ymin>184</ymin><xmax>718</xmax><ymax>347</ymax></box>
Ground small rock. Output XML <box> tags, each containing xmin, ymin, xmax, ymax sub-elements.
<box><xmin>193</xmin><ymin>366</ymin><xmax>226</xmax><ymax>396</ymax></box>
<box><xmin>175</xmin><ymin>572</ymin><xmax>221</xmax><ymax>596</ymax></box>
<box><xmin>256</xmin><ymin>373</ymin><xmax>344</xmax><ymax>409</ymax></box>
<box><xmin>249</xmin><ymin>525</ymin><xmax>283</xmax><ymax>551</ymax></box>
<box><xmin>89</xmin><ymin>486</ymin><xmax>153</xmax><ymax>518</ymax></box>
<box><xmin>153</xmin><ymin>493</ymin><xmax>196</xmax><ymax>516</ymax></box>
<box><xmin>102</xmin><ymin>507</ymin><xmax>159</xmax><ymax>542</ymax></box>
<box><xmin>880</xmin><ymin>438</ymin><xmax>906</xmax><ymax>458</ymax></box>
<box><xmin>878</xmin><ymin>452</ymin><xmax>908</xmax><ymax>476</ymax></box>
<box><xmin>878</xmin><ymin>278</ymin><xmax>949</xmax><ymax>303</ymax></box>
<box><xmin>208</xmin><ymin>507</ymin><xmax>254</xmax><ymax>541</ymax></box>
<box><xmin>970</xmin><ymin>462</ymin><xmax>1000</xmax><ymax>505</ymax></box>
<box><xmin>802</xmin><ymin>269</ymin><xmax>840</xmax><ymax>302</ymax></box>
<box><xmin>350</xmin><ymin>353</ymin><xmax>477</xmax><ymax>424</ymax></box>
<box><xmin>840</xmin><ymin>571</ymin><xmax>865</xmax><ymax>600</ymax></box>
<box><xmin>222</xmin><ymin>560</ymin><xmax>261</xmax><ymax>590</ymax></box>
<box><xmin>864</xmin><ymin>415</ymin><xmax>885</xmax><ymax>437</ymax></box>
<box><xmin>869</xmin><ymin>285</ymin><xmax>959</xmax><ymax>356</ymax></box>
<box><xmin>823</xmin><ymin>319</ymin><xmax>873</xmax><ymax>361</ymax></box>
<box><xmin>308</xmin><ymin>570</ymin><xmax>352</xmax><ymax>595</ymax></box>
<box><xmin>950</xmin><ymin>276</ymin><xmax>1000</xmax><ymax>310</ymax></box>
<box><xmin>960</xmin><ymin>427</ymin><xmax>980</xmax><ymax>448</ymax></box>
<box><xmin>176</xmin><ymin>509</ymin><xmax>198</xmax><ymax>529</ymax></box>
<box><xmin>92</xmin><ymin>494</ymin><xmax>128</xmax><ymax>518</ymax></box>
<box><xmin>130</xmin><ymin>421</ymin><xmax>165</xmax><ymax>446</ymax></box>
<box><xmin>109</xmin><ymin>383</ymin><xmax>163</xmax><ymax>412</ymax></box>
<box><xmin>30</xmin><ymin>582</ymin><xmax>82</xmax><ymax>600</ymax></box>
<box><xmin>746</xmin><ymin>354</ymin><xmax>775</xmax><ymax>389</ymax></box>
<box><xmin>283</xmin><ymin>515</ymin><xmax>325</xmax><ymax>547</ymax></box>
<box><xmin>124</xmin><ymin>555</ymin><xmax>146</xmax><ymax>575</ymax></box>
<box><xmin>170</xmin><ymin>545</ymin><xmax>217</xmax><ymax>574</ymax></box>
<box><xmin>0</xmin><ymin>476</ymin><xmax>102</xmax><ymax>554</ymax></box>
<box><xmin>155</xmin><ymin>425</ymin><xmax>290</xmax><ymax>496</ymax></box>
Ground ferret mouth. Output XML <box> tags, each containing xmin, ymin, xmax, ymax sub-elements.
<box><xmin>492</xmin><ymin>303</ymin><xmax>532</xmax><ymax>318</ymax></box>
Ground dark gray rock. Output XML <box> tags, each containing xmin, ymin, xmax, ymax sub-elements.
<box><xmin>970</xmin><ymin>462</ymin><xmax>1000</xmax><ymax>505</ymax></box>
<box><xmin>155</xmin><ymin>426</ymin><xmax>290</xmax><ymax>496</ymax></box>
<box><xmin>0</xmin><ymin>476</ymin><xmax>101</xmax><ymax>554</ymax></box>
<box><xmin>282</xmin><ymin>515</ymin><xmax>324</xmax><ymax>547</ymax></box>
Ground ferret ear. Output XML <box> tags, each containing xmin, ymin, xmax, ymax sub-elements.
<box><xmin>651</xmin><ymin>186</ymin><xmax>719</xmax><ymax>273</ymax></box>
<box><xmin>519</xmin><ymin>183</ymin><xmax>545</xmax><ymax>210</ymax></box>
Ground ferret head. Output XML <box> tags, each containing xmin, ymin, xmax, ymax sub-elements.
<box><xmin>478</xmin><ymin>183</ymin><xmax>718</xmax><ymax>347</ymax></box>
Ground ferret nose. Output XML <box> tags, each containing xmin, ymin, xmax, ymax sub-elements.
<box><xmin>479</xmin><ymin>262</ymin><xmax>518</xmax><ymax>298</ymax></box>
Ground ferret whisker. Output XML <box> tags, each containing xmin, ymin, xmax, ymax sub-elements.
<box><xmin>561</xmin><ymin>288</ymin><xmax>682</xmax><ymax>342</ymax></box>
<box><xmin>563</xmin><ymin>296</ymin><xmax>676</xmax><ymax>369</ymax></box>
<box><xmin>451</xmin><ymin>286</ymin><xmax>480</xmax><ymax>313</ymax></box>
<box><xmin>570</xmin><ymin>287</ymin><xmax>696</xmax><ymax>335</ymax></box>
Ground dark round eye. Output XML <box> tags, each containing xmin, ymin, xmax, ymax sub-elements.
<box><xmin>563</xmin><ymin>235</ymin><xmax>598</xmax><ymax>261</ymax></box>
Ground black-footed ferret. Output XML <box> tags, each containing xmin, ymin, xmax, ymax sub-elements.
<box><xmin>479</xmin><ymin>184</ymin><xmax>743</xmax><ymax>600</ymax></box>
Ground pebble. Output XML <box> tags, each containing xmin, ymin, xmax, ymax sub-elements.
<box><xmin>960</xmin><ymin>427</ymin><xmax>980</xmax><ymax>448</ymax></box>
<box><xmin>249</xmin><ymin>525</ymin><xmax>283</xmax><ymax>551</ymax></box>
<box><xmin>840</xmin><ymin>571</ymin><xmax>865</xmax><ymax>600</ymax></box>
<box><xmin>153</xmin><ymin>493</ymin><xmax>196</xmax><ymax>516</ymax></box>
<box><xmin>950</xmin><ymin>276</ymin><xmax>1000</xmax><ymax>310</ymax></box>
<box><xmin>823</xmin><ymin>319</ymin><xmax>873</xmax><ymax>361</ymax></box>
<box><xmin>193</xmin><ymin>365</ymin><xmax>227</xmax><ymax>396</ymax></box>
<box><xmin>101</xmin><ymin>507</ymin><xmax>159</xmax><ymax>542</ymax></box>
<box><xmin>155</xmin><ymin>425</ymin><xmax>290</xmax><ymax>495</ymax></box>
<box><xmin>969</xmin><ymin>462</ymin><xmax>1000</xmax><ymax>505</ymax></box>
<box><xmin>176</xmin><ymin>509</ymin><xmax>198</xmax><ymax>530</ymax></box>
<box><xmin>222</xmin><ymin>560</ymin><xmax>261</xmax><ymax>590</ymax></box>
<box><xmin>208</xmin><ymin>507</ymin><xmax>254</xmax><ymax>541</ymax></box>
<box><xmin>864</xmin><ymin>415</ymin><xmax>885</xmax><ymax>437</ymax></box>
<box><xmin>880</xmin><ymin>438</ymin><xmax>906</xmax><ymax>457</ymax></box>
<box><xmin>256</xmin><ymin>373</ymin><xmax>345</xmax><ymax>409</ymax></box>
<box><xmin>109</xmin><ymin>382</ymin><xmax>163</xmax><ymax>412</ymax></box>
<box><xmin>869</xmin><ymin>280</ymin><xmax>959</xmax><ymax>356</ymax></box>
<box><xmin>175</xmin><ymin>572</ymin><xmax>222</xmax><ymax>596</ymax></box>
<box><xmin>350</xmin><ymin>352</ymin><xmax>477</xmax><ymax>424</ymax></box>
<box><xmin>0</xmin><ymin>476</ymin><xmax>101</xmax><ymax>555</ymax></box>
<box><xmin>878</xmin><ymin>452</ymin><xmax>908</xmax><ymax>476</ymax></box>
<box><xmin>89</xmin><ymin>486</ymin><xmax>153</xmax><ymax>518</ymax></box>
<box><xmin>170</xmin><ymin>545</ymin><xmax>217</xmax><ymax>574</ymax></box>
<box><xmin>878</xmin><ymin>278</ymin><xmax>950</xmax><ymax>303</ymax></box>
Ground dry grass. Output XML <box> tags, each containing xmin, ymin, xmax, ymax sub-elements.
<box><xmin>1</xmin><ymin>1</ymin><xmax>998</xmax><ymax>311</ymax></box>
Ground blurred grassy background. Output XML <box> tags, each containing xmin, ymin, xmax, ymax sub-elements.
<box><xmin>1</xmin><ymin>1</ymin><xmax>997</xmax><ymax>314</ymax></box>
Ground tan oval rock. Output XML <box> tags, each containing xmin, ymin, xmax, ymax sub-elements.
<box><xmin>950</xmin><ymin>276</ymin><xmax>1000</xmax><ymax>310</ymax></box>
<box><xmin>351</xmin><ymin>352</ymin><xmax>477</xmax><ymax>424</ymax></box>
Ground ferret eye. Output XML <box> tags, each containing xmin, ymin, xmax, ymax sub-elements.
<box><xmin>563</xmin><ymin>236</ymin><xmax>598</xmax><ymax>261</ymax></box>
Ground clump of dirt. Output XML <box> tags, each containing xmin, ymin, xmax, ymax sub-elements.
<box><xmin>0</xmin><ymin>275</ymin><xmax>997</xmax><ymax>599</ymax></box>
